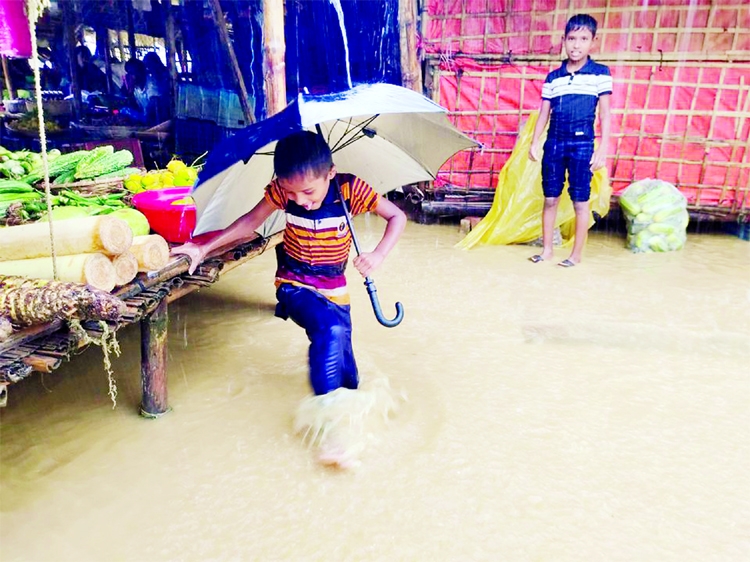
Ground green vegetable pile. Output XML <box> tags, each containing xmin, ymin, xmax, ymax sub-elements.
<box><xmin>619</xmin><ymin>179</ymin><xmax>689</xmax><ymax>253</ymax></box>
<box><xmin>0</xmin><ymin>144</ymin><xmax>142</xmax><ymax>226</ymax></box>
<box><xmin>3</xmin><ymin>187</ymin><xmax>129</xmax><ymax>224</ymax></box>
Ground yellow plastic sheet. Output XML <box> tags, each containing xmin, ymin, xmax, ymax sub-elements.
<box><xmin>457</xmin><ymin>112</ymin><xmax>611</xmax><ymax>250</ymax></box>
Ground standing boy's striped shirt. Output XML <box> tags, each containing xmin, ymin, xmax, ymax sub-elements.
<box><xmin>542</xmin><ymin>57</ymin><xmax>612</xmax><ymax>141</ymax></box>
<box><xmin>264</xmin><ymin>173</ymin><xmax>379</xmax><ymax>304</ymax></box>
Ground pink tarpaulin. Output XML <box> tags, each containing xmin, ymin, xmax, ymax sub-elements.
<box><xmin>425</xmin><ymin>0</ymin><xmax>750</xmax><ymax>211</ymax></box>
<box><xmin>435</xmin><ymin>58</ymin><xmax>750</xmax><ymax>207</ymax></box>
<box><xmin>0</xmin><ymin>0</ymin><xmax>31</xmax><ymax>59</ymax></box>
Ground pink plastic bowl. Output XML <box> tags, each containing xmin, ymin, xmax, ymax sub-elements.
<box><xmin>132</xmin><ymin>187</ymin><xmax>196</xmax><ymax>243</ymax></box>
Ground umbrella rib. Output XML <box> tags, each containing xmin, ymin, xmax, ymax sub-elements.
<box><xmin>327</xmin><ymin>118</ymin><xmax>361</xmax><ymax>152</ymax></box>
<box><xmin>329</xmin><ymin>115</ymin><xmax>380</xmax><ymax>153</ymax></box>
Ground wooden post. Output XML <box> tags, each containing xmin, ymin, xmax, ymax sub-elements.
<box><xmin>262</xmin><ymin>0</ymin><xmax>286</xmax><ymax>115</ymax></box>
<box><xmin>164</xmin><ymin>0</ymin><xmax>179</xmax><ymax>118</ymax></box>
<box><xmin>62</xmin><ymin>0</ymin><xmax>81</xmax><ymax>119</ymax></box>
<box><xmin>96</xmin><ymin>25</ymin><xmax>112</xmax><ymax>95</ymax></box>
<box><xmin>140</xmin><ymin>297</ymin><xmax>170</xmax><ymax>417</ymax></box>
<box><xmin>126</xmin><ymin>0</ymin><xmax>137</xmax><ymax>59</ymax></box>
<box><xmin>208</xmin><ymin>0</ymin><xmax>255</xmax><ymax>124</ymax></box>
<box><xmin>398</xmin><ymin>0</ymin><xmax>422</xmax><ymax>93</ymax></box>
<box><xmin>1</xmin><ymin>56</ymin><xmax>14</xmax><ymax>100</ymax></box>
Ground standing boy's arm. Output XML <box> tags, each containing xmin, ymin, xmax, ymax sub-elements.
<box><xmin>171</xmin><ymin>198</ymin><xmax>276</xmax><ymax>274</ymax></box>
<box><xmin>529</xmin><ymin>99</ymin><xmax>551</xmax><ymax>162</ymax></box>
<box><xmin>590</xmin><ymin>94</ymin><xmax>611</xmax><ymax>171</ymax></box>
<box><xmin>352</xmin><ymin>196</ymin><xmax>406</xmax><ymax>278</ymax></box>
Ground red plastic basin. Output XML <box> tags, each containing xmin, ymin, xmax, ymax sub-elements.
<box><xmin>132</xmin><ymin>187</ymin><xmax>196</xmax><ymax>243</ymax></box>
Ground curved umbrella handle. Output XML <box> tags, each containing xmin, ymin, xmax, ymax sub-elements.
<box><xmin>364</xmin><ymin>278</ymin><xmax>404</xmax><ymax>328</ymax></box>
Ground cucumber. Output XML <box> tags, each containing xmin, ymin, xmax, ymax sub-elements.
<box><xmin>52</xmin><ymin>171</ymin><xmax>77</xmax><ymax>185</ymax></box>
<box><xmin>0</xmin><ymin>179</ymin><xmax>36</xmax><ymax>193</ymax></box>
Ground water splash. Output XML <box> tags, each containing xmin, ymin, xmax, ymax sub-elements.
<box><xmin>329</xmin><ymin>0</ymin><xmax>353</xmax><ymax>88</ymax></box>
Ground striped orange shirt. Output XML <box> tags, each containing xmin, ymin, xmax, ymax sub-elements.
<box><xmin>264</xmin><ymin>173</ymin><xmax>380</xmax><ymax>304</ymax></box>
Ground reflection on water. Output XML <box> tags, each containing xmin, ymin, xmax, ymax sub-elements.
<box><xmin>1</xmin><ymin>220</ymin><xmax>748</xmax><ymax>561</ymax></box>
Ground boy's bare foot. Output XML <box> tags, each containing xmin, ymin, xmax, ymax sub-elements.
<box><xmin>316</xmin><ymin>441</ymin><xmax>360</xmax><ymax>470</ymax></box>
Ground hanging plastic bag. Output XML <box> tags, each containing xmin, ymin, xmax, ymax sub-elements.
<box><xmin>457</xmin><ymin>112</ymin><xmax>610</xmax><ymax>249</ymax></box>
<box><xmin>619</xmin><ymin>179</ymin><xmax>688</xmax><ymax>253</ymax></box>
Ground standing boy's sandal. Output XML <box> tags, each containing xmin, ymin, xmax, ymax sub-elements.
<box><xmin>528</xmin><ymin>254</ymin><xmax>545</xmax><ymax>263</ymax></box>
<box><xmin>557</xmin><ymin>259</ymin><xmax>577</xmax><ymax>268</ymax></box>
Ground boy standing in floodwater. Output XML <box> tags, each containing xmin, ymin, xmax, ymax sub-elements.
<box><xmin>528</xmin><ymin>13</ymin><xmax>612</xmax><ymax>267</ymax></box>
<box><xmin>173</xmin><ymin>131</ymin><xmax>406</xmax><ymax>467</ymax></box>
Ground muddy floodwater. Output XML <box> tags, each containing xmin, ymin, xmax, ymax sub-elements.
<box><xmin>1</xmin><ymin>219</ymin><xmax>749</xmax><ymax>561</ymax></box>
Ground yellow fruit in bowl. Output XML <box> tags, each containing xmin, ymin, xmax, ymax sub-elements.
<box><xmin>167</xmin><ymin>159</ymin><xmax>188</xmax><ymax>174</ymax></box>
<box><xmin>171</xmin><ymin>196</ymin><xmax>195</xmax><ymax>206</ymax></box>
<box><xmin>173</xmin><ymin>171</ymin><xmax>193</xmax><ymax>186</ymax></box>
<box><xmin>125</xmin><ymin>179</ymin><xmax>144</xmax><ymax>193</ymax></box>
<box><xmin>142</xmin><ymin>173</ymin><xmax>159</xmax><ymax>186</ymax></box>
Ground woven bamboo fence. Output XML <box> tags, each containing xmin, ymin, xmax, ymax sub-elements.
<box><xmin>422</xmin><ymin>0</ymin><xmax>750</xmax><ymax>218</ymax></box>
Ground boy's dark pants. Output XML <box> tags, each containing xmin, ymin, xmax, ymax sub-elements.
<box><xmin>275</xmin><ymin>284</ymin><xmax>358</xmax><ymax>395</ymax></box>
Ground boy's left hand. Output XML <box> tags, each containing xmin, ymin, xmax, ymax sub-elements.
<box><xmin>353</xmin><ymin>251</ymin><xmax>384</xmax><ymax>278</ymax></box>
<box><xmin>590</xmin><ymin>148</ymin><xmax>608</xmax><ymax>172</ymax></box>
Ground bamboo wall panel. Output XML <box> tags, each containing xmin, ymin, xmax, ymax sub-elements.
<box><xmin>424</xmin><ymin>0</ymin><xmax>750</xmax><ymax>216</ymax></box>
<box><xmin>424</xmin><ymin>0</ymin><xmax>750</xmax><ymax>62</ymax></box>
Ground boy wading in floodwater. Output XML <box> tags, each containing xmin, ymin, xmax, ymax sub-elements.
<box><xmin>173</xmin><ymin>131</ymin><xmax>406</xmax><ymax>468</ymax></box>
<box><xmin>528</xmin><ymin>14</ymin><xmax>612</xmax><ymax>267</ymax></box>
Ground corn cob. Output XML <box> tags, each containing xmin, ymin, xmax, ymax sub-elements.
<box><xmin>75</xmin><ymin>149</ymin><xmax>134</xmax><ymax>180</ymax></box>
<box><xmin>0</xmin><ymin>275</ymin><xmax>125</xmax><ymax>326</ymax></box>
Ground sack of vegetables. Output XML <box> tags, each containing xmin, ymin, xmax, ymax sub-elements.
<box><xmin>619</xmin><ymin>179</ymin><xmax>689</xmax><ymax>253</ymax></box>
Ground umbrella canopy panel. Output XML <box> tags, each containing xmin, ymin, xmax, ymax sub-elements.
<box><xmin>192</xmin><ymin>84</ymin><xmax>478</xmax><ymax>235</ymax></box>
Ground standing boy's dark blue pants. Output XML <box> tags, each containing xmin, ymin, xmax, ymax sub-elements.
<box><xmin>275</xmin><ymin>284</ymin><xmax>358</xmax><ymax>395</ymax></box>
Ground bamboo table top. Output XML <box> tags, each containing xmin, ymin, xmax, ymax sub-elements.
<box><xmin>0</xmin><ymin>232</ymin><xmax>283</xmax><ymax>389</ymax></box>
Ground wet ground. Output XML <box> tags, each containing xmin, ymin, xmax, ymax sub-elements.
<box><xmin>1</xmin><ymin>220</ymin><xmax>749</xmax><ymax>561</ymax></box>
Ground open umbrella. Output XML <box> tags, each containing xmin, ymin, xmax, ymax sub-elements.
<box><xmin>191</xmin><ymin>83</ymin><xmax>478</xmax><ymax>326</ymax></box>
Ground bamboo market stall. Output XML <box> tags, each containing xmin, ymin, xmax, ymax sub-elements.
<box><xmin>0</xmin><ymin>232</ymin><xmax>282</xmax><ymax>412</ymax></box>
<box><xmin>0</xmin><ymin>0</ymin><xmax>291</xmax><ymax>414</ymax></box>
<box><xmin>419</xmin><ymin>0</ymin><xmax>750</xmax><ymax>222</ymax></box>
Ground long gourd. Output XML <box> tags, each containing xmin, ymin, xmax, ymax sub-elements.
<box><xmin>0</xmin><ymin>215</ymin><xmax>132</xmax><ymax>260</ymax></box>
<box><xmin>111</xmin><ymin>251</ymin><xmax>138</xmax><ymax>286</ymax></box>
<box><xmin>0</xmin><ymin>253</ymin><xmax>116</xmax><ymax>292</ymax></box>
<box><xmin>130</xmin><ymin>235</ymin><xmax>169</xmax><ymax>271</ymax></box>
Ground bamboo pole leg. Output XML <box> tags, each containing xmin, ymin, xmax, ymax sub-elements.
<box><xmin>140</xmin><ymin>298</ymin><xmax>170</xmax><ymax>418</ymax></box>
<box><xmin>398</xmin><ymin>0</ymin><xmax>422</xmax><ymax>93</ymax></box>
<box><xmin>164</xmin><ymin>0</ymin><xmax>178</xmax><ymax>119</ymax></box>
<box><xmin>209</xmin><ymin>0</ymin><xmax>255</xmax><ymax>124</ymax></box>
<box><xmin>262</xmin><ymin>0</ymin><xmax>286</xmax><ymax>116</ymax></box>
<box><xmin>1</xmin><ymin>55</ymin><xmax>14</xmax><ymax>100</ymax></box>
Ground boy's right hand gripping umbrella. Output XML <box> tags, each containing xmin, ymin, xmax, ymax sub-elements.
<box><xmin>332</xmin><ymin>172</ymin><xmax>404</xmax><ymax>327</ymax></box>
<box><xmin>189</xmin><ymin>83</ymin><xmax>479</xmax><ymax>327</ymax></box>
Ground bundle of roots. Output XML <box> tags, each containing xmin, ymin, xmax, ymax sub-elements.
<box><xmin>0</xmin><ymin>275</ymin><xmax>126</xmax><ymax>332</ymax></box>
